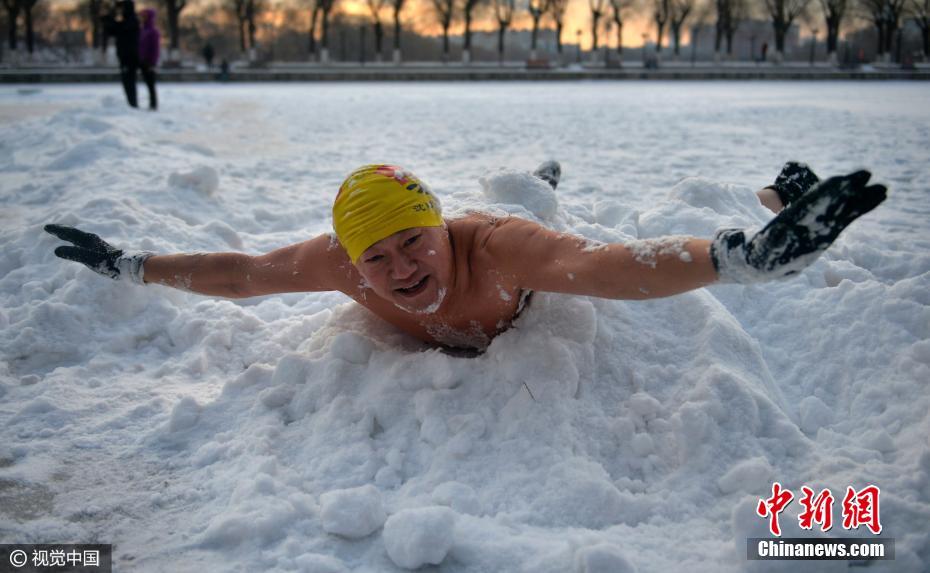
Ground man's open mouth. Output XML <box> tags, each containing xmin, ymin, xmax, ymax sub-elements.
<box><xmin>395</xmin><ymin>275</ymin><xmax>429</xmax><ymax>296</ymax></box>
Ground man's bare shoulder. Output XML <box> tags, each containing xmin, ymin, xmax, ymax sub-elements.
<box><xmin>446</xmin><ymin>213</ymin><xmax>531</xmax><ymax>247</ymax></box>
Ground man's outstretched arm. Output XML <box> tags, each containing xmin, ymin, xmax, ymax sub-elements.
<box><xmin>487</xmin><ymin>170</ymin><xmax>886</xmax><ymax>300</ymax></box>
<box><xmin>45</xmin><ymin>225</ymin><xmax>351</xmax><ymax>298</ymax></box>
<box><xmin>486</xmin><ymin>220</ymin><xmax>717</xmax><ymax>300</ymax></box>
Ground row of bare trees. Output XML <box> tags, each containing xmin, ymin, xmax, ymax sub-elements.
<box><xmin>2</xmin><ymin>0</ymin><xmax>927</xmax><ymax>63</ymax></box>
<box><xmin>643</xmin><ymin>0</ymin><xmax>926</xmax><ymax>62</ymax></box>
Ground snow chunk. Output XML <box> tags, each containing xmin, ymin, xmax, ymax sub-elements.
<box><xmin>479</xmin><ymin>168</ymin><xmax>559</xmax><ymax>220</ymax></box>
<box><xmin>798</xmin><ymin>396</ymin><xmax>834</xmax><ymax>435</ymax></box>
<box><xmin>382</xmin><ymin>506</ymin><xmax>456</xmax><ymax>570</ymax></box>
<box><xmin>167</xmin><ymin>397</ymin><xmax>201</xmax><ymax>432</ymax></box>
<box><xmin>717</xmin><ymin>457</ymin><xmax>774</xmax><ymax>495</ymax></box>
<box><xmin>319</xmin><ymin>485</ymin><xmax>386</xmax><ymax>538</ymax></box>
<box><xmin>574</xmin><ymin>543</ymin><xmax>636</xmax><ymax>573</ymax></box>
<box><xmin>168</xmin><ymin>165</ymin><xmax>220</xmax><ymax>196</ymax></box>
<box><xmin>431</xmin><ymin>481</ymin><xmax>481</xmax><ymax>515</ymax></box>
<box><xmin>294</xmin><ymin>553</ymin><xmax>350</xmax><ymax>573</ymax></box>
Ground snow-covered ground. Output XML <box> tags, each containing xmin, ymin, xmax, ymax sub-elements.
<box><xmin>1</xmin><ymin>82</ymin><xmax>928</xmax><ymax>572</ymax></box>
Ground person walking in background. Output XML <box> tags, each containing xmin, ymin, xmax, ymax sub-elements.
<box><xmin>105</xmin><ymin>0</ymin><xmax>141</xmax><ymax>108</ymax></box>
<box><xmin>139</xmin><ymin>8</ymin><xmax>160</xmax><ymax>110</ymax></box>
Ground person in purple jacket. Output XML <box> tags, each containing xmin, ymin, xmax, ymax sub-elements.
<box><xmin>138</xmin><ymin>7</ymin><xmax>160</xmax><ymax>110</ymax></box>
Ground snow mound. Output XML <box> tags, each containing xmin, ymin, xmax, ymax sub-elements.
<box><xmin>574</xmin><ymin>543</ymin><xmax>637</xmax><ymax>573</ymax></box>
<box><xmin>47</xmin><ymin>134</ymin><xmax>126</xmax><ymax>170</ymax></box>
<box><xmin>479</xmin><ymin>167</ymin><xmax>559</xmax><ymax>220</ymax></box>
<box><xmin>168</xmin><ymin>165</ymin><xmax>220</xmax><ymax>195</ymax></box>
<box><xmin>319</xmin><ymin>484</ymin><xmax>386</xmax><ymax>538</ymax></box>
<box><xmin>382</xmin><ymin>506</ymin><xmax>456</xmax><ymax>569</ymax></box>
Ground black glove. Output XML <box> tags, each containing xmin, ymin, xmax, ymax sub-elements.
<box><xmin>45</xmin><ymin>224</ymin><xmax>153</xmax><ymax>284</ymax></box>
<box><xmin>711</xmin><ymin>170</ymin><xmax>887</xmax><ymax>284</ymax></box>
<box><xmin>770</xmin><ymin>161</ymin><xmax>820</xmax><ymax>207</ymax></box>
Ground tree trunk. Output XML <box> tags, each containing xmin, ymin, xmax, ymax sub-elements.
<box><xmin>826</xmin><ymin>24</ymin><xmax>837</xmax><ymax>54</ymax></box>
<box><xmin>773</xmin><ymin>20</ymin><xmax>787</xmax><ymax>54</ymax></box>
<box><xmin>442</xmin><ymin>25</ymin><xmax>449</xmax><ymax>62</ymax></box>
<box><xmin>248</xmin><ymin>15</ymin><xmax>256</xmax><ymax>52</ymax></box>
<box><xmin>591</xmin><ymin>15</ymin><xmax>600</xmax><ymax>51</ymax></box>
<box><xmin>883</xmin><ymin>24</ymin><xmax>895</xmax><ymax>55</ymax></box>
<box><xmin>25</xmin><ymin>4</ymin><xmax>34</xmax><ymax>54</ymax></box>
<box><xmin>309</xmin><ymin>5</ymin><xmax>320</xmax><ymax>56</ymax></box>
<box><xmin>322</xmin><ymin>10</ymin><xmax>331</xmax><ymax>51</ymax></box>
<box><xmin>615</xmin><ymin>20</ymin><xmax>622</xmax><ymax>57</ymax></box>
<box><xmin>498</xmin><ymin>25</ymin><xmax>505</xmax><ymax>63</ymax></box>
<box><xmin>922</xmin><ymin>22</ymin><xmax>930</xmax><ymax>58</ymax></box>
<box><xmin>6</xmin><ymin>3</ymin><xmax>19</xmax><ymax>51</ymax></box>
<box><xmin>393</xmin><ymin>10</ymin><xmax>401</xmax><ymax>50</ymax></box>
<box><xmin>875</xmin><ymin>22</ymin><xmax>884</xmax><ymax>56</ymax></box>
<box><xmin>531</xmin><ymin>16</ymin><xmax>540</xmax><ymax>51</ymax></box>
<box><xmin>239</xmin><ymin>19</ymin><xmax>247</xmax><ymax>52</ymax></box>
<box><xmin>90</xmin><ymin>0</ymin><xmax>104</xmax><ymax>49</ymax></box>
<box><xmin>464</xmin><ymin>12</ymin><xmax>472</xmax><ymax>51</ymax></box>
<box><xmin>726</xmin><ymin>28</ymin><xmax>734</xmax><ymax>54</ymax></box>
<box><xmin>672</xmin><ymin>24</ymin><xmax>681</xmax><ymax>55</ymax></box>
<box><xmin>655</xmin><ymin>21</ymin><xmax>664</xmax><ymax>52</ymax></box>
<box><xmin>374</xmin><ymin>21</ymin><xmax>383</xmax><ymax>59</ymax></box>
<box><xmin>169</xmin><ymin>10</ymin><xmax>179</xmax><ymax>51</ymax></box>
<box><xmin>556</xmin><ymin>22</ymin><xmax>563</xmax><ymax>53</ymax></box>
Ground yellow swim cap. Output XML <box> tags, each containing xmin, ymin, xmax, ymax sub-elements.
<box><xmin>333</xmin><ymin>164</ymin><xmax>443</xmax><ymax>263</ymax></box>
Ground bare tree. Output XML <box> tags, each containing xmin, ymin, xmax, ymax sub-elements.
<box><xmin>367</xmin><ymin>0</ymin><xmax>387</xmax><ymax>60</ymax></box>
<box><xmin>669</xmin><ymin>0</ymin><xmax>694</xmax><ymax>57</ymax></box>
<box><xmin>817</xmin><ymin>0</ymin><xmax>846</xmax><ymax>61</ymax></box>
<box><xmin>590</xmin><ymin>0</ymin><xmax>607</xmax><ymax>54</ymax></box>
<box><xmin>306</xmin><ymin>0</ymin><xmax>322</xmax><ymax>58</ymax></box>
<box><xmin>528</xmin><ymin>0</ymin><xmax>550</xmax><ymax>59</ymax></box>
<box><xmin>83</xmin><ymin>0</ymin><xmax>106</xmax><ymax>51</ymax></box>
<box><xmin>653</xmin><ymin>0</ymin><xmax>669</xmax><ymax>51</ymax></box>
<box><xmin>431</xmin><ymin>0</ymin><xmax>455</xmax><ymax>62</ymax></box>
<box><xmin>859</xmin><ymin>0</ymin><xmax>905</xmax><ymax>60</ymax></box>
<box><xmin>462</xmin><ymin>0</ymin><xmax>485</xmax><ymax>62</ymax></box>
<box><xmin>764</xmin><ymin>0</ymin><xmax>810</xmax><ymax>61</ymax></box>
<box><xmin>319</xmin><ymin>0</ymin><xmax>335</xmax><ymax>61</ymax></box>
<box><xmin>725</xmin><ymin>0</ymin><xmax>746</xmax><ymax>54</ymax></box>
<box><xmin>913</xmin><ymin>0</ymin><xmax>929</xmax><ymax>58</ymax></box>
<box><xmin>21</xmin><ymin>0</ymin><xmax>37</xmax><ymax>54</ymax></box>
<box><xmin>228</xmin><ymin>0</ymin><xmax>248</xmax><ymax>53</ymax></box>
<box><xmin>160</xmin><ymin>0</ymin><xmax>188</xmax><ymax>60</ymax></box>
<box><xmin>689</xmin><ymin>0</ymin><xmax>713</xmax><ymax>63</ymax></box>
<box><xmin>390</xmin><ymin>0</ymin><xmax>405</xmax><ymax>62</ymax></box>
<box><xmin>2</xmin><ymin>0</ymin><xmax>19</xmax><ymax>53</ymax></box>
<box><xmin>608</xmin><ymin>0</ymin><xmax>634</xmax><ymax>61</ymax></box>
<box><xmin>549</xmin><ymin>0</ymin><xmax>569</xmax><ymax>55</ymax></box>
<box><xmin>494</xmin><ymin>0</ymin><xmax>514</xmax><ymax>63</ymax></box>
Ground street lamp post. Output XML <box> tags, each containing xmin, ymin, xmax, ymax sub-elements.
<box><xmin>576</xmin><ymin>29</ymin><xmax>582</xmax><ymax>64</ymax></box>
<box><xmin>810</xmin><ymin>29</ymin><xmax>818</xmax><ymax>66</ymax></box>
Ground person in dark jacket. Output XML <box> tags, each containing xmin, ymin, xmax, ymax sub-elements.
<box><xmin>138</xmin><ymin>8</ymin><xmax>160</xmax><ymax>110</ymax></box>
<box><xmin>105</xmin><ymin>0</ymin><xmax>141</xmax><ymax>108</ymax></box>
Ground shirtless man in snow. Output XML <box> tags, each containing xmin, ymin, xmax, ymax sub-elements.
<box><xmin>45</xmin><ymin>162</ymin><xmax>886</xmax><ymax>350</ymax></box>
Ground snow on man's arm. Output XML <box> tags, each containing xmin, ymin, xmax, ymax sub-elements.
<box><xmin>483</xmin><ymin>217</ymin><xmax>718</xmax><ymax>300</ymax></box>
<box><xmin>483</xmin><ymin>170</ymin><xmax>887</xmax><ymax>298</ymax></box>
<box><xmin>45</xmin><ymin>225</ymin><xmax>352</xmax><ymax>298</ymax></box>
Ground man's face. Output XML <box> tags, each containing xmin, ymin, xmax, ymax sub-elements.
<box><xmin>354</xmin><ymin>226</ymin><xmax>453</xmax><ymax>314</ymax></box>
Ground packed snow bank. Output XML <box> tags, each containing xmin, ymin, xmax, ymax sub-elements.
<box><xmin>1</xmin><ymin>83</ymin><xmax>928</xmax><ymax>572</ymax></box>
